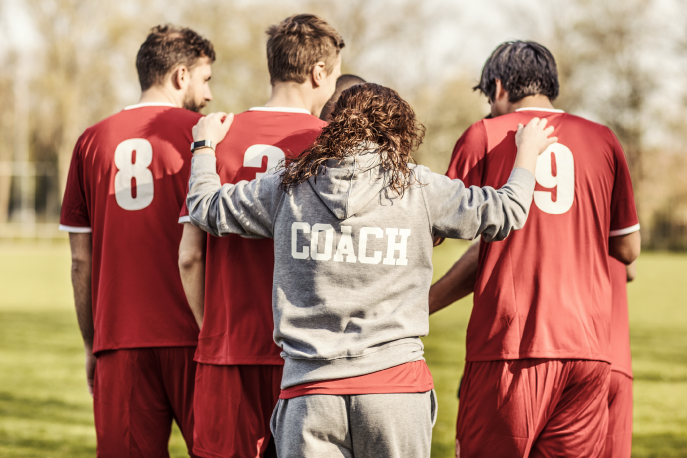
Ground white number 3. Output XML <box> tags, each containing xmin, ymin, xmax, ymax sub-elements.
<box><xmin>114</xmin><ymin>138</ymin><xmax>154</xmax><ymax>211</ymax></box>
<box><xmin>534</xmin><ymin>142</ymin><xmax>575</xmax><ymax>215</ymax></box>
<box><xmin>243</xmin><ymin>144</ymin><xmax>286</xmax><ymax>179</ymax></box>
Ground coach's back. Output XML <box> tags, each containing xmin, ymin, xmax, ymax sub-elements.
<box><xmin>447</xmin><ymin>107</ymin><xmax>639</xmax><ymax>363</ymax></box>
<box><xmin>61</xmin><ymin>104</ymin><xmax>201</xmax><ymax>353</ymax></box>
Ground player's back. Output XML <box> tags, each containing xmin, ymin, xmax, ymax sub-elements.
<box><xmin>448</xmin><ymin>108</ymin><xmax>638</xmax><ymax>362</ymax></box>
<box><xmin>186</xmin><ymin>107</ymin><xmax>326</xmax><ymax>365</ymax></box>
<box><xmin>60</xmin><ymin>103</ymin><xmax>202</xmax><ymax>353</ymax></box>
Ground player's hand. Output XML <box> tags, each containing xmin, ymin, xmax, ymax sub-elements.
<box><xmin>192</xmin><ymin>112</ymin><xmax>234</xmax><ymax>153</ymax></box>
<box><xmin>85</xmin><ymin>348</ymin><xmax>96</xmax><ymax>397</ymax></box>
<box><xmin>513</xmin><ymin>117</ymin><xmax>557</xmax><ymax>175</ymax></box>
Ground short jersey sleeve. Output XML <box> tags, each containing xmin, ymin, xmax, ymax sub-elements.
<box><xmin>59</xmin><ymin>136</ymin><xmax>91</xmax><ymax>232</ymax></box>
<box><xmin>608</xmin><ymin>129</ymin><xmax>640</xmax><ymax>236</ymax></box>
<box><xmin>446</xmin><ymin>121</ymin><xmax>488</xmax><ymax>187</ymax></box>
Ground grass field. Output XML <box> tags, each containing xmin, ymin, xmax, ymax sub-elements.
<box><xmin>0</xmin><ymin>240</ymin><xmax>686</xmax><ymax>457</ymax></box>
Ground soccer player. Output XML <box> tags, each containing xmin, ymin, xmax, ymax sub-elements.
<box><xmin>176</xmin><ymin>14</ymin><xmax>344</xmax><ymax>458</ymax></box>
<box><xmin>60</xmin><ymin>25</ymin><xmax>215</xmax><ymax>456</ymax></box>
<box><xmin>185</xmin><ymin>83</ymin><xmax>556</xmax><ymax>458</ymax></box>
<box><xmin>431</xmin><ymin>247</ymin><xmax>638</xmax><ymax>458</ymax></box>
<box><xmin>320</xmin><ymin>74</ymin><xmax>366</xmax><ymax>120</ymax></box>
<box><xmin>430</xmin><ymin>41</ymin><xmax>640</xmax><ymax>457</ymax></box>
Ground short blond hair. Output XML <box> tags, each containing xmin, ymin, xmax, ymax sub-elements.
<box><xmin>266</xmin><ymin>14</ymin><xmax>345</xmax><ymax>85</ymax></box>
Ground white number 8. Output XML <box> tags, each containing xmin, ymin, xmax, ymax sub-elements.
<box><xmin>114</xmin><ymin>138</ymin><xmax>154</xmax><ymax>211</ymax></box>
<box><xmin>534</xmin><ymin>142</ymin><xmax>575</xmax><ymax>215</ymax></box>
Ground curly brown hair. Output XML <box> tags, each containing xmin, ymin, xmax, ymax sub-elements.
<box><xmin>280</xmin><ymin>83</ymin><xmax>426</xmax><ymax>196</ymax></box>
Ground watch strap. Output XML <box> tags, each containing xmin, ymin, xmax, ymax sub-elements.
<box><xmin>191</xmin><ymin>140</ymin><xmax>215</xmax><ymax>152</ymax></box>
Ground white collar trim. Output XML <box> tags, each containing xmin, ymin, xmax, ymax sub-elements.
<box><xmin>124</xmin><ymin>102</ymin><xmax>176</xmax><ymax>110</ymax></box>
<box><xmin>249</xmin><ymin>106</ymin><xmax>311</xmax><ymax>115</ymax></box>
<box><xmin>515</xmin><ymin>107</ymin><xmax>565</xmax><ymax>114</ymax></box>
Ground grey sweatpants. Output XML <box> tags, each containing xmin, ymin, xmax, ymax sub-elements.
<box><xmin>270</xmin><ymin>390</ymin><xmax>437</xmax><ymax>458</ymax></box>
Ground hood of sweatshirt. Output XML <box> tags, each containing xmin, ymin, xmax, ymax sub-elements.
<box><xmin>307</xmin><ymin>148</ymin><xmax>389</xmax><ymax>220</ymax></box>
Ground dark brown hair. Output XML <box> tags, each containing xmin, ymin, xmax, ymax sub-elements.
<box><xmin>136</xmin><ymin>25</ymin><xmax>216</xmax><ymax>91</ymax></box>
<box><xmin>281</xmin><ymin>83</ymin><xmax>425</xmax><ymax>196</ymax></box>
<box><xmin>266</xmin><ymin>14</ymin><xmax>345</xmax><ymax>85</ymax></box>
<box><xmin>320</xmin><ymin>74</ymin><xmax>366</xmax><ymax>121</ymax></box>
<box><xmin>475</xmin><ymin>41</ymin><xmax>559</xmax><ymax>103</ymax></box>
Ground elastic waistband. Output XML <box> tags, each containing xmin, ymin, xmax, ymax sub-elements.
<box><xmin>280</xmin><ymin>340</ymin><xmax>425</xmax><ymax>389</ymax></box>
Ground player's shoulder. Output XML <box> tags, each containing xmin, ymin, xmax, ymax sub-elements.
<box><xmin>86</xmin><ymin>105</ymin><xmax>201</xmax><ymax>134</ymax></box>
<box><xmin>231</xmin><ymin>109</ymin><xmax>325</xmax><ymax>141</ymax></box>
<box><xmin>239</xmin><ymin>108</ymin><xmax>326</xmax><ymax>127</ymax></box>
<box><xmin>557</xmin><ymin>112</ymin><xmax>611</xmax><ymax>132</ymax></box>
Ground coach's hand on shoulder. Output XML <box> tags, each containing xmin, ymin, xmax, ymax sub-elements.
<box><xmin>192</xmin><ymin>112</ymin><xmax>235</xmax><ymax>154</ymax></box>
<box><xmin>513</xmin><ymin>117</ymin><xmax>557</xmax><ymax>175</ymax></box>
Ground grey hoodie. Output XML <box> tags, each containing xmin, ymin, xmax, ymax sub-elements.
<box><xmin>187</xmin><ymin>149</ymin><xmax>535</xmax><ymax>388</ymax></box>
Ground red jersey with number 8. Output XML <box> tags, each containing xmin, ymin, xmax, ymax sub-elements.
<box><xmin>447</xmin><ymin>108</ymin><xmax>639</xmax><ymax>363</ymax></box>
<box><xmin>60</xmin><ymin>103</ymin><xmax>202</xmax><ymax>354</ymax></box>
<box><xmin>179</xmin><ymin>107</ymin><xmax>326</xmax><ymax>365</ymax></box>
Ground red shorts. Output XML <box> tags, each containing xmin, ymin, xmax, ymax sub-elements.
<box><xmin>456</xmin><ymin>359</ymin><xmax>611</xmax><ymax>458</ymax></box>
<box><xmin>603</xmin><ymin>371</ymin><xmax>633</xmax><ymax>458</ymax></box>
<box><xmin>93</xmin><ymin>346</ymin><xmax>197</xmax><ymax>458</ymax></box>
<box><xmin>193</xmin><ymin>363</ymin><xmax>282</xmax><ymax>458</ymax></box>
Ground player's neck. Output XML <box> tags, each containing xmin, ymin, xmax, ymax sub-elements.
<box><xmin>509</xmin><ymin>95</ymin><xmax>555</xmax><ymax>113</ymax></box>
<box><xmin>138</xmin><ymin>86</ymin><xmax>183</xmax><ymax>108</ymax></box>
<box><xmin>265</xmin><ymin>81</ymin><xmax>315</xmax><ymax>115</ymax></box>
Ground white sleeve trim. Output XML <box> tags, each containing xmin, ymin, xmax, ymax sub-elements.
<box><xmin>178</xmin><ymin>215</ymin><xmax>191</xmax><ymax>224</ymax></box>
<box><xmin>59</xmin><ymin>224</ymin><xmax>92</xmax><ymax>233</ymax></box>
<box><xmin>609</xmin><ymin>224</ymin><xmax>640</xmax><ymax>237</ymax></box>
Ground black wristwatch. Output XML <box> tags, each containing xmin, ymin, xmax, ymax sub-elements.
<box><xmin>191</xmin><ymin>140</ymin><xmax>215</xmax><ymax>152</ymax></box>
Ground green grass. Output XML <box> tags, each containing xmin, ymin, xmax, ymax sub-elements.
<box><xmin>0</xmin><ymin>240</ymin><xmax>686</xmax><ymax>457</ymax></box>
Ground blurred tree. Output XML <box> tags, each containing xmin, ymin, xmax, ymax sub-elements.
<box><xmin>25</xmin><ymin>0</ymin><xmax>133</xmax><ymax>199</ymax></box>
<box><xmin>0</xmin><ymin>50</ymin><xmax>15</xmax><ymax>224</ymax></box>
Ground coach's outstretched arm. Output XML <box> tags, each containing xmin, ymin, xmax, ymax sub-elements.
<box><xmin>426</xmin><ymin>118</ymin><xmax>557</xmax><ymax>242</ymax></box>
<box><xmin>187</xmin><ymin>112</ymin><xmax>282</xmax><ymax>238</ymax></box>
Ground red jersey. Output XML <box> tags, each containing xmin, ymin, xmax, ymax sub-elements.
<box><xmin>279</xmin><ymin>361</ymin><xmax>434</xmax><ymax>399</ymax></box>
<box><xmin>609</xmin><ymin>257</ymin><xmax>632</xmax><ymax>377</ymax></box>
<box><xmin>447</xmin><ymin>108</ymin><xmax>639</xmax><ymax>363</ymax></box>
<box><xmin>60</xmin><ymin>103</ymin><xmax>201</xmax><ymax>354</ymax></box>
<box><xmin>179</xmin><ymin>107</ymin><xmax>325</xmax><ymax>365</ymax></box>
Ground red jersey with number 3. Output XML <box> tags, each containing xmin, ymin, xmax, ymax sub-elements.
<box><xmin>179</xmin><ymin>107</ymin><xmax>326</xmax><ymax>365</ymax></box>
<box><xmin>60</xmin><ymin>103</ymin><xmax>202</xmax><ymax>354</ymax></box>
<box><xmin>447</xmin><ymin>108</ymin><xmax>639</xmax><ymax>363</ymax></box>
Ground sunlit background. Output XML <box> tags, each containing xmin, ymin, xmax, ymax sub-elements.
<box><xmin>1</xmin><ymin>0</ymin><xmax>686</xmax><ymax>246</ymax></box>
<box><xmin>0</xmin><ymin>0</ymin><xmax>686</xmax><ymax>456</ymax></box>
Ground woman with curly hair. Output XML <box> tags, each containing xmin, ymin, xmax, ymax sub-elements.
<box><xmin>186</xmin><ymin>83</ymin><xmax>555</xmax><ymax>458</ymax></box>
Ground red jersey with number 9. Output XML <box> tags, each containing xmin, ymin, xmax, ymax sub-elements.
<box><xmin>179</xmin><ymin>107</ymin><xmax>326</xmax><ymax>365</ymax></box>
<box><xmin>60</xmin><ymin>103</ymin><xmax>202</xmax><ymax>354</ymax></box>
<box><xmin>447</xmin><ymin>108</ymin><xmax>639</xmax><ymax>363</ymax></box>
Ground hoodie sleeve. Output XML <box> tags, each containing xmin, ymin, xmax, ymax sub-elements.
<box><xmin>186</xmin><ymin>153</ymin><xmax>281</xmax><ymax>238</ymax></box>
<box><xmin>420</xmin><ymin>166</ymin><xmax>536</xmax><ymax>242</ymax></box>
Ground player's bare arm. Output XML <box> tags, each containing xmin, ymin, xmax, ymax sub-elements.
<box><xmin>626</xmin><ymin>261</ymin><xmax>637</xmax><ymax>282</ymax></box>
<box><xmin>68</xmin><ymin>232</ymin><xmax>96</xmax><ymax>397</ymax></box>
<box><xmin>429</xmin><ymin>241</ymin><xmax>479</xmax><ymax>314</ymax></box>
<box><xmin>609</xmin><ymin>230</ymin><xmax>641</xmax><ymax>265</ymax></box>
<box><xmin>514</xmin><ymin>117</ymin><xmax>558</xmax><ymax>175</ymax></box>
<box><xmin>179</xmin><ymin>224</ymin><xmax>207</xmax><ymax>328</ymax></box>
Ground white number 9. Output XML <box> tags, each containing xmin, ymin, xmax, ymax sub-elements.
<box><xmin>534</xmin><ymin>142</ymin><xmax>575</xmax><ymax>215</ymax></box>
<box><xmin>114</xmin><ymin>138</ymin><xmax>154</xmax><ymax>211</ymax></box>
